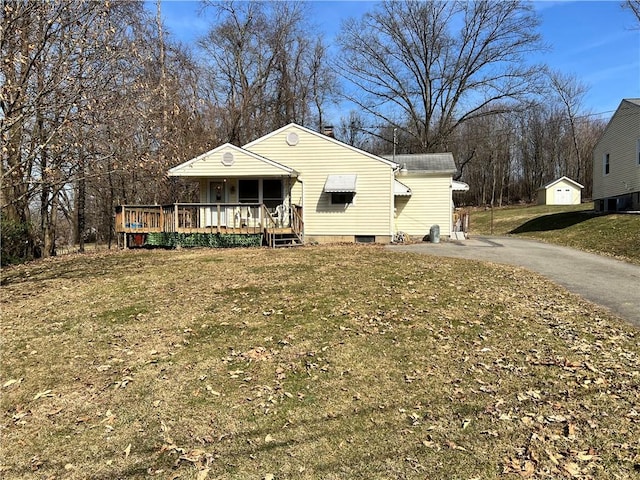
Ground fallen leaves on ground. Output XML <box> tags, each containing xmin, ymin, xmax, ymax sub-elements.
<box><xmin>1</xmin><ymin>246</ymin><xmax>638</xmax><ymax>479</ymax></box>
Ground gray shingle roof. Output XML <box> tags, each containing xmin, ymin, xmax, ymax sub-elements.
<box><xmin>382</xmin><ymin>153</ymin><xmax>457</xmax><ymax>173</ymax></box>
<box><xmin>625</xmin><ymin>98</ymin><xmax>640</xmax><ymax>107</ymax></box>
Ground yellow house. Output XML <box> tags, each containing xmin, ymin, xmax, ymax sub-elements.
<box><xmin>388</xmin><ymin>153</ymin><xmax>460</xmax><ymax>239</ymax></box>
<box><xmin>115</xmin><ymin>123</ymin><xmax>463</xmax><ymax>247</ymax></box>
<box><xmin>537</xmin><ymin>176</ymin><xmax>584</xmax><ymax>205</ymax></box>
<box><xmin>242</xmin><ymin>124</ymin><xmax>397</xmax><ymax>244</ymax></box>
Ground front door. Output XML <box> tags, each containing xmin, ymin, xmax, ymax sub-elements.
<box><xmin>209</xmin><ymin>181</ymin><xmax>227</xmax><ymax>226</ymax></box>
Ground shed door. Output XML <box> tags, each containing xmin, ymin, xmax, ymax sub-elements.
<box><xmin>554</xmin><ymin>188</ymin><xmax>571</xmax><ymax>205</ymax></box>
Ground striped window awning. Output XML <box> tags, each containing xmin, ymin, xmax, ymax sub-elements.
<box><xmin>452</xmin><ymin>180</ymin><xmax>469</xmax><ymax>192</ymax></box>
<box><xmin>394</xmin><ymin>180</ymin><xmax>412</xmax><ymax>196</ymax></box>
<box><xmin>324</xmin><ymin>174</ymin><xmax>357</xmax><ymax>193</ymax></box>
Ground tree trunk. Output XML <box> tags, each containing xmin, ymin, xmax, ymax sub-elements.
<box><xmin>78</xmin><ymin>153</ymin><xmax>86</xmax><ymax>253</ymax></box>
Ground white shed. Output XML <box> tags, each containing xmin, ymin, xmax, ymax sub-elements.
<box><xmin>537</xmin><ymin>176</ymin><xmax>584</xmax><ymax>205</ymax></box>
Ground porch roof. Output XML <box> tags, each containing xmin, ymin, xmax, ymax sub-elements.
<box><xmin>168</xmin><ymin>143</ymin><xmax>297</xmax><ymax>178</ymax></box>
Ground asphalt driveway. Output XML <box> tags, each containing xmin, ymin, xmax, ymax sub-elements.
<box><xmin>388</xmin><ymin>237</ymin><xmax>640</xmax><ymax>326</ymax></box>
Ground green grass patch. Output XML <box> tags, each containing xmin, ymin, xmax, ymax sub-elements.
<box><xmin>1</xmin><ymin>246</ymin><xmax>638</xmax><ymax>479</ymax></box>
<box><xmin>470</xmin><ymin>203</ymin><xmax>640</xmax><ymax>264</ymax></box>
<box><xmin>96</xmin><ymin>305</ymin><xmax>150</xmax><ymax>324</ymax></box>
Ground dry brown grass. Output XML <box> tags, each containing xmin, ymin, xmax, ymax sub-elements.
<box><xmin>1</xmin><ymin>246</ymin><xmax>639</xmax><ymax>479</ymax></box>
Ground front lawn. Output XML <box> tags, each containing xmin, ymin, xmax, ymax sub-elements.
<box><xmin>1</xmin><ymin>246</ymin><xmax>638</xmax><ymax>479</ymax></box>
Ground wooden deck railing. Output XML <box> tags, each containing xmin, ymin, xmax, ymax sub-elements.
<box><xmin>116</xmin><ymin>203</ymin><xmax>271</xmax><ymax>234</ymax></box>
<box><xmin>261</xmin><ymin>205</ymin><xmax>278</xmax><ymax>247</ymax></box>
<box><xmin>291</xmin><ymin>205</ymin><xmax>304</xmax><ymax>242</ymax></box>
<box><xmin>116</xmin><ymin>204</ymin><xmax>302</xmax><ymax>243</ymax></box>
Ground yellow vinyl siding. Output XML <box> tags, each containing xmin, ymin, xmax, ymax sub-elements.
<box><xmin>171</xmin><ymin>146</ymin><xmax>290</xmax><ymax>177</ymax></box>
<box><xmin>593</xmin><ymin>100</ymin><xmax>640</xmax><ymax>200</ymax></box>
<box><xmin>246</xmin><ymin>125</ymin><xmax>394</xmax><ymax>237</ymax></box>
<box><xmin>394</xmin><ymin>175</ymin><xmax>452</xmax><ymax>237</ymax></box>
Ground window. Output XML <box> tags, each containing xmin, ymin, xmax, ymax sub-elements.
<box><xmin>262</xmin><ymin>179</ymin><xmax>283</xmax><ymax>210</ymax></box>
<box><xmin>637</xmin><ymin>139</ymin><xmax>640</xmax><ymax>165</ymax></box>
<box><xmin>238</xmin><ymin>179</ymin><xmax>259</xmax><ymax>203</ymax></box>
<box><xmin>238</xmin><ymin>179</ymin><xmax>283</xmax><ymax>209</ymax></box>
<box><xmin>603</xmin><ymin>153</ymin><xmax>610</xmax><ymax>175</ymax></box>
<box><xmin>331</xmin><ymin>192</ymin><xmax>355</xmax><ymax>204</ymax></box>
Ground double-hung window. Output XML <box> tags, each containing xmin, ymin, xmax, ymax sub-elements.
<box><xmin>238</xmin><ymin>179</ymin><xmax>259</xmax><ymax>203</ymax></box>
<box><xmin>238</xmin><ymin>179</ymin><xmax>283</xmax><ymax>210</ymax></box>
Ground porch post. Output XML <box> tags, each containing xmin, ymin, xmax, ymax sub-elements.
<box><xmin>118</xmin><ymin>205</ymin><xmax>126</xmax><ymax>232</ymax></box>
<box><xmin>174</xmin><ymin>204</ymin><xmax>179</xmax><ymax>232</ymax></box>
<box><xmin>217</xmin><ymin>204</ymin><xmax>221</xmax><ymax>233</ymax></box>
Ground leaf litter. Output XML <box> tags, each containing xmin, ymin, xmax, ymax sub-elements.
<box><xmin>0</xmin><ymin>245</ymin><xmax>638</xmax><ymax>479</ymax></box>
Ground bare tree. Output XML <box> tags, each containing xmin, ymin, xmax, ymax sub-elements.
<box><xmin>547</xmin><ymin>71</ymin><xmax>589</xmax><ymax>182</ymax></box>
<box><xmin>198</xmin><ymin>1</ymin><xmax>337</xmax><ymax>144</ymax></box>
<box><xmin>1</xmin><ymin>0</ymin><xmax>206</xmax><ymax>262</ymax></box>
<box><xmin>308</xmin><ymin>39</ymin><xmax>337</xmax><ymax>132</ymax></box>
<box><xmin>623</xmin><ymin>0</ymin><xmax>640</xmax><ymax>25</ymax></box>
<box><xmin>487</xmin><ymin>101</ymin><xmax>606</xmax><ymax>204</ymax></box>
<box><xmin>1</xmin><ymin>0</ymin><xmax>122</xmax><ymax>256</ymax></box>
<box><xmin>337</xmin><ymin>111</ymin><xmax>371</xmax><ymax>150</ymax></box>
<box><xmin>337</xmin><ymin>0</ymin><xmax>546</xmax><ymax>154</ymax></box>
<box><xmin>453</xmin><ymin>109</ymin><xmax>515</xmax><ymax>206</ymax></box>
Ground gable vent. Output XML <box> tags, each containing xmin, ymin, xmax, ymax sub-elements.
<box><xmin>286</xmin><ymin>132</ymin><xmax>299</xmax><ymax>146</ymax></box>
<box><xmin>221</xmin><ymin>152</ymin><xmax>235</xmax><ymax>166</ymax></box>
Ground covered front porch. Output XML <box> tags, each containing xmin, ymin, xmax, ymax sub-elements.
<box><xmin>115</xmin><ymin>142</ymin><xmax>309</xmax><ymax>248</ymax></box>
<box><xmin>115</xmin><ymin>202</ymin><xmax>303</xmax><ymax>248</ymax></box>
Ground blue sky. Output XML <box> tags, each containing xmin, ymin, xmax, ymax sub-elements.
<box><xmin>155</xmin><ymin>1</ymin><xmax>640</xmax><ymax>121</ymax></box>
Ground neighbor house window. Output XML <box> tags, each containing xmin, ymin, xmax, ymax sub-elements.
<box><xmin>331</xmin><ymin>192</ymin><xmax>355</xmax><ymax>205</ymax></box>
<box><xmin>603</xmin><ymin>153</ymin><xmax>610</xmax><ymax>175</ymax></box>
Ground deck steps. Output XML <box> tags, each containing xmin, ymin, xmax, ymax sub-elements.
<box><xmin>272</xmin><ymin>233</ymin><xmax>303</xmax><ymax>248</ymax></box>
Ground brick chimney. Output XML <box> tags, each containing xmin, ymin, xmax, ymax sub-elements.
<box><xmin>322</xmin><ymin>125</ymin><xmax>335</xmax><ymax>138</ymax></box>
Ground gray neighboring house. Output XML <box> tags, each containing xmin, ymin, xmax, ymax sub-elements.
<box><xmin>592</xmin><ymin>98</ymin><xmax>640</xmax><ymax>212</ymax></box>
